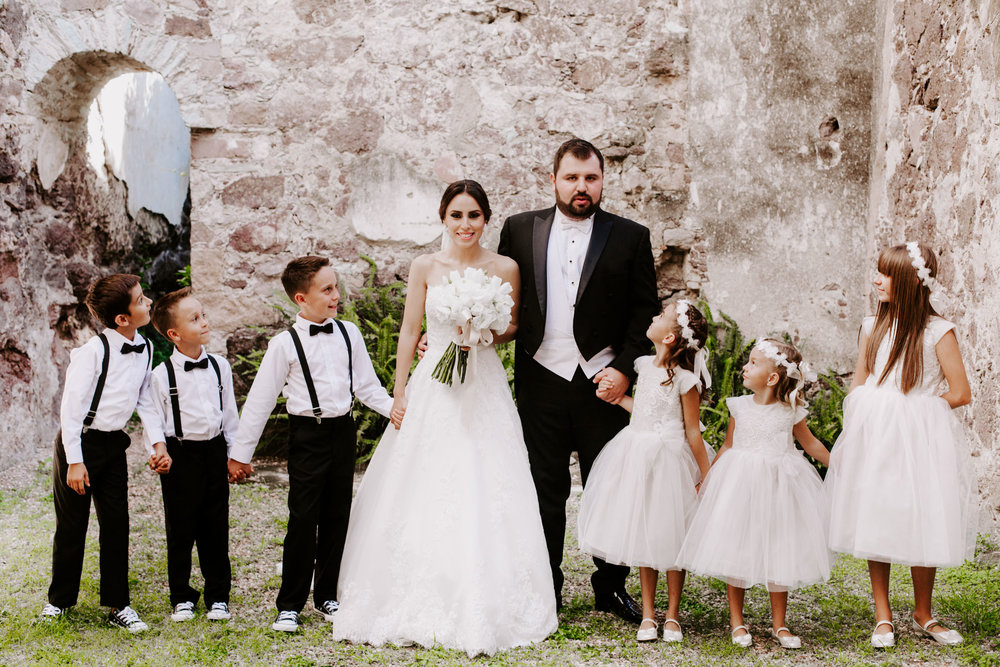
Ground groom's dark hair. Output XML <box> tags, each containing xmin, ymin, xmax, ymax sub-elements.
<box><xmin>439</xmin><ymin>180</ymin><xmax>492</xmax><ymax>222</ymax></box>
<box><xmin>553</xmin><ymin>137</ymin><xmax>604</xmax><ymax>175</ymax></box>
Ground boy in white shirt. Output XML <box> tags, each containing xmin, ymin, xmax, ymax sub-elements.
<box><xmin>42</xmin><ymin>273</ymin><xmax>166</xmax><ymax>632</ymax></box>
<box><xmin>145</xmin><ymin>287</ymin><xmax>240</xmax><ymax>624</ymax></box>
<box><xmin>228</xmin><ymin>256</ymin><xmax>394</xmax><ymax>632</ymax></box>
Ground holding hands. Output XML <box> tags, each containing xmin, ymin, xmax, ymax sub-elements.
<box><xmin>227</xmin><ymin>459</ymin><xmax>254</xmax><ymax>483</ymax></box>
<box><xmin>594</xmin><ymin>367</ymin><xmax>628</xmax><ymax>404</ymax></box>
<box><xmin>390</xmin><ymin>394</ymin><xmax>407</xmax><ymax>430</ymax></box>
<box><xmin>149</xmin><ymin>441</ymin><xmax>172</xmax><ymax>475</ymax></box>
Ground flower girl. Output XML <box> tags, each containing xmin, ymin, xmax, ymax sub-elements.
<box><xmin>676</xmin><ymin>338</ymin><xmax>831</xmax><ymax>650</ymax></box>
<box><xmin>826</xmin><ymin>242</ymin><xmax>975</xmax><ymax>648</ymax></box>
<box><xmin>578</xmin><ymin>300</ymin><xmax>712</xmax><ymax>643</ymax></box>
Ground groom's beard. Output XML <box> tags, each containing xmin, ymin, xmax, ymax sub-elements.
<box><xmin>555</xmin><ymin>190</ymin><xmax>601</xmax><ymax>220</ymax></box>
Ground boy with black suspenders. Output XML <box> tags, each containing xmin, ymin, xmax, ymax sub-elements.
<box><xmin>145</xmin><ymin>287</ymin><xmax>240</xmax><ymax>623</ymax></box>
<box><xmin>42</xmin><ymin>274</ymin><xmax>166</xmax><ymax>632</ymax></box>
<box><xmin>228</xmin><ymin>256</ymin><xmax>394</xmax><ymax>632</ymax></box>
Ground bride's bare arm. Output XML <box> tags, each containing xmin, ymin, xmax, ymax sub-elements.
<box><xmin>391</xmin><ymin>256</ymin><xmax>430</xmax><ymax>427</ymax></box>
<box><xmin>491</xmin><ymin>256</ymin><xmax>521</xmax><ymax>345</ymax></box>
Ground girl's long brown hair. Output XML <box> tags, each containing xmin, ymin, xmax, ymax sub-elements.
<box><xmin>662</xmin><ymin>301</ymin><xmax>708</xmax><ymax>390</ymax></box>
<box><xmin>865</xmin><ymin>243</ymin><xmax>939</xmax><ymax>394</ymax></box>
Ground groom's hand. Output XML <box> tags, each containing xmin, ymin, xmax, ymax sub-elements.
<box><xmin>416</xmin><ymin>333</ymin><xmax>428</xmax><ymax>360</ymax></box>
<box><xmin>594</xmin><ymin>367</ymin><xmax>628</xmax><ymax>403</ymax></box>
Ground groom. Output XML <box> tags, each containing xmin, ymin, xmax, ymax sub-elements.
<box><xmin>498</xmin><ymin>138</ymin><xmax>658</xmax><ymax>623</ymax></box>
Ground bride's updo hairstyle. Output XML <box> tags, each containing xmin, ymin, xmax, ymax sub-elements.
<box><xmin>439</xmin><ymin>179</ymin><xmax>492</xmax><ymax>222</ymax></box>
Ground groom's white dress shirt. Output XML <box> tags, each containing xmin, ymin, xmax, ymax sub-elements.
<box><xmin>534</xmin><ymin>209</ymin><xmax>615</xmax><ymax>380</ymax></box>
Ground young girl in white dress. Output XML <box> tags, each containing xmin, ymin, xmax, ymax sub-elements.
<box><xmin>676</xmin><ymin>338</ymin><xmax>831</xmax><ymax>650</ymax></box>
<box><xmin>826</xmin><ymin>242</ymin><xmax>975</xmax><ymax>648</ymax></box>
<box><xmin>578</xmin><ymin>300</ymin><xmax>712</xmax><ymax>643</ymax></box>
<box><xmin>330</xmin><ymin>181</ymin><xmax>557</xmax><ymax>656</ymax></box>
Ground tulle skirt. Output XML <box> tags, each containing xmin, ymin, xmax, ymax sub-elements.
<box><xmin>578</xmin><ymin>427</ymin><xmax>701</xmax><ymax>571</ymax></box>
<box><xmin>676</xmin><ymin>448</ymin><xmax>831</xmax><ymax>590</ymax></box>
<box><xmin>330</xmin><ymin>344</ymin><xmax>557</xmax><ymax>656</ymax></box>
<box><xmin>826</xmin><ymin>386</ymin><xmax>978</xmax><ymax>567</ymax></box>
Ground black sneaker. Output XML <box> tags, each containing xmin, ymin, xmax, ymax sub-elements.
<box><xmin>170</xmin><ymin>601</ymin><xmax>195</xmax><ymax>622</ymax></box>
<box><xmin>108</xmin><ymin>606</ymin><xmax>149</xmax><ymax>633</ymax></box>
<box><xmin>41</xmin><ymin>603</ymin><xmax>68</xmax><ymax>618</ymax></box>
<box><xmin>271</xmin><ymin>610</ymin><xmax>299</xmax><ymax>632</ymax></box>
<box><xmin>206</xmin><ymin>602</ymin><xmax>231</xmax><ymax>621</ymax></box>
<box><xmin>316</xmin><ymin>600</ymin><xmax>339</xmax><ymax>622</ymax></box>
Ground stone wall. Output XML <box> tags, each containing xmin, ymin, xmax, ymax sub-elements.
<box><xmin>871</xmin><ymin>0</ymin><xmax>1000</xmax><ymax>534</ymax></box>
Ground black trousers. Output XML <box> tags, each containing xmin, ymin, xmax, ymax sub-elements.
<box><xmin>48</xmin><ymin>429</ymin><xmax>130</xmax><ymax>609</ymax></box>
<box><xmin>160</xmin><ymin>434</ymin><xmax>231</xmax><ymax>607</ymax></box>
<box><xmin>276</xmin><ymin>414</ymin><xmax>356</xmax><ymax>612</ymax></box>
<box><xmin>515</xmin><ymin>354</ymin><xmax>631</xmax><ymax>600</ymax></box>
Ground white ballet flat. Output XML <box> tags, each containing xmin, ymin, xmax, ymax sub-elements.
<box><xmin>731</xmin><ymin>624</ymin><xmax>752</xmax><ymax>647</ymax></box>
<box><xmin>662</xmin><ymin>618</ymin><xmax>682</xmax><ymax>643</ymax></box>
<box><xmin>636</xmin><ymin>618</ymin><xmax>657</xmax><ymax>642</ymax></box>
<box><xmin>912</xmin><ymin>617</ymin><xmax>963</xmax><ymax>646</ymax></box>
<box><xmin>771</xmin><ymin>626</ymin><xmax>801</xmax><ymax>649</ymax></box>
<box><xmin>870</xmin><ymin>620</ymin><xmax>895</xmax><ymax>648</ymax></box>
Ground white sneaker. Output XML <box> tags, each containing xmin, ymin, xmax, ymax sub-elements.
<box><xmin>41</xmin><ymin>603</ymin><xmax>67</xmax><ymax>618</ymax></box>
<box><xmin>108</xmin><ymin>606</ymin><xmax>149</xmax><ymax>633</ymax></box>
<box><xmin>170</xmin><ymin>601</ymin><xmax>196</xmax><ymax>622</ymax></box>
<box><xmin>271</xmin><ymin>610</ymin><xmax>299</xmax><ymax>632</ymax></box>
<box><xmin>207</xmin><ymin>602</ymin><xmax>231</xmax><ymax>621</ymax></box>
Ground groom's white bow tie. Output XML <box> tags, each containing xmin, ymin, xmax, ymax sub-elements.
<box><xmin>556</xmin><ymin>218</ymin><xmax>590</xmax><ymax>235</ymax></box>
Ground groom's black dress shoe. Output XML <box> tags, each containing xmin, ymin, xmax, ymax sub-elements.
<box><xmin>594</xmin><ymin>587</ymin><xmax>643</xmax><ymax>625</ymax></box>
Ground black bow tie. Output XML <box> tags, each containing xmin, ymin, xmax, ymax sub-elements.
<box><xmin>184</xmin><ymin>358</ymin><xmax>209</xmax><ymax>372</ymax></box>
<box><xmin>310</xmin><ymin>322</ymin><xmax>334</xmax><ymax>336</ymax></box>
<box><xmin>120</xmin><ymin>342</ymin><xmax>146</xmax><ymax>354</ymax></box>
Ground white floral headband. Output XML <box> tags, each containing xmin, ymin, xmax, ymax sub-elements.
<box><xmin>905</xmin><ymin>241</ymin><xmax>948</xmax><ymax>311</ymax></box>
<box><xmin>675</xmin><ymin>300</ymin><xmax>711</xmax><ymax>390</ymax></box>
<box><xmin>754</xmin><ymin>339</ymin><xmax>816</xmax><ymax>408</ymax></box>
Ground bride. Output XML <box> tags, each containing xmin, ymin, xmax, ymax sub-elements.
<box><xmin>330</xmin><ymin>180</ymin><xmax>558</xmax><ymax>656</ymax></box>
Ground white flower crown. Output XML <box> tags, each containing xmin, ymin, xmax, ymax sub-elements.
<box><xmin>675</xmin><ymin>299</ymin><xmax>711</xmax><ymax>391</ymax></box>
<box><xmin>905</xmin><ymin>241</ymin><xmax>949</xmax><ymax>311</ymax></box>
<box><xmin>754</xmin><ymin>339</ymin><xmax>816</xmax><ymax>408</ymax></box>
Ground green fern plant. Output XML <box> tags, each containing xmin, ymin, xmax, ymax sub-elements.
<box><xmin>698</xmin><ymin>301</ymin><xmax>754</xmax><ymax>450</ymax></box>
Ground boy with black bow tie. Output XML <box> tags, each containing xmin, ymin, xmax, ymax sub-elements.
<box><xmin>144</xmin><ymin>287</ymin><xmax>240</xmax><ymax>624</ymax></box>
<box><xmin>42</xmin><ymin>273</ymin><xmax>165</xmax><ymax>632</ymax></box>
<box><xmin>228</xmin><ymin>256</ymin><xmax>394</xmax><ymax>633</ymax></box>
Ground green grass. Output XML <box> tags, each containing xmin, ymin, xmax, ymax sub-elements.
<box><xmin>1</xmin><ymin>442</ymin><xmax>997</xmax><ymax>666</ymax></box>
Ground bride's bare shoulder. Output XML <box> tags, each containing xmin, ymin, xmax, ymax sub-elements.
<box><xmin>483</xmin><ymin>252</ymin><xmax>519</xmax><ymax>280</ymax></box>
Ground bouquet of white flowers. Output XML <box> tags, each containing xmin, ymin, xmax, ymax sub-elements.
<box><xmin>429</xmin><ymin>267</ymin><xmax>514</xmax><ymax>385</ymax></box>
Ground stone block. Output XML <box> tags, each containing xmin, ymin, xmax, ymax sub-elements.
<box><xmin>190</xmin><ymin>133</ymin><xmax>252</xmax><ymax>159</ymax></box>
<box><xmin>221</xmin><ymin>175</ymin><xmax>285</xmax><ymax>209</ymax></box>
<box><xmin>165</xmin><ymin>14</ymin><xmax>212</xmax><ymax>39</ymax></box>
<box><xmin>328</xmin><ymin>110</ymin><xmax>384</xmax><ymax>155</ymax></box>
<box><xmin>61</xmin><ymin>0</ymin><xmax>108</xmax><ymax>10</ymax></box>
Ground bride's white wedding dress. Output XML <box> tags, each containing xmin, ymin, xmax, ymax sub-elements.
<box><xmin>330</xmin><ymin>282</ymin><xmax>558</xmax><ymax>656</ymax></box>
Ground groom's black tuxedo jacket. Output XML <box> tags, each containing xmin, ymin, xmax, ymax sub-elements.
<box><xmin>498</xmin><ymin>206</ymin><xmax>659</xmax><ymax>382</ymax></box>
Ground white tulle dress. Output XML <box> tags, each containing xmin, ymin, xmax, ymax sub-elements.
<box><xmin>330</xmin><ymin>283</ymin><xmax>557</xmax><ymax>656</ymax></box>
<box><xmin>676</xmin><ymin>395</ymin><xmax>832</xmax><ymax>591</ymax></box>
<box><xmin>826</xmin><ymin>316</ymin><xmax>977</xmax><ymax>567</ymax></box>
<box><xmin>578</xmin><ymin>359</ymin><xmax>706</xmax><ymax>571</ymax></box>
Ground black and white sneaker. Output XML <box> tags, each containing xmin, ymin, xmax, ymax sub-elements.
<box><xmin>271</xmin><ymin>610</ymin><xmax>299</xmax><ymax>632</ymax></box>
<box><xmin>206</xmin><ymin>602</ymin><xmax>231</xmax><ymax>621</ymax></box>
<box><xmin>316</xmin><ymin>600</ymin><xmax>339</xmax><ymax>622</ymax></box>
<box><xmin>108</xmin><ymin>606</ymin><xmax>149</xmax><ymax>633</ymax></box>
<box><xmin>41</xmin><ymin>603</ymin><xmax>68</xmax><ymax>618</ymax></box>
<box><xmin>170</xmin><ymin>601</ymin><xmax>195</xmax><ymax>622</ymax></box>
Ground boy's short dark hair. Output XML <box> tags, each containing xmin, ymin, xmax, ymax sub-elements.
<box><xmin>151</xmin><ymin>286</ymin><xmax>194</xmax><ymax>337</ymax></box>
<box><xmin>553</xmin><ymin>137</ymin><xmax>604</xmax><ymax>176</ymax></box>
<box><xmin>85</xmin><ymin>274</ymin><xmax>141</xmax><ymax>329</ymax></box>
<box><xmin>281</xmin><ymin>256</ymin><xmax>330</xmax><ymax>300</ymax></box>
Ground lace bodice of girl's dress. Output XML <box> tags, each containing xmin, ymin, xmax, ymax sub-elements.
<box><xmin>727</xmin><ymin>395</ymin><xmax>807</xmax><ymax>457</ymax></box>
<box><xmin>862</xmin><ymin>315</ymin><xmax>955</xmax><ymax>396</ymax></box>
<box><xmin>628</xmin><ymin>356</ymin><xmax>698</xmax><ymax>438</ymax></box>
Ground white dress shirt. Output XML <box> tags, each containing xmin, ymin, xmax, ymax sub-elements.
<box><xmin>60</xmin><ymin>328</ymin><xmax>155</xmax><ymax>465</ymax></box>
<box><xmin>533</xmin><ymin>209</ymin><xmax>615</xmax><ymax>380</ymax></box>
<box><xmin>139</xmin><ymin>347</ymin><xmax>240</xmax><ymax>455</ymax></box>
<box><xmin>229</xmin><ymin>315</ymin><xmax>393</xmax><ymax>463</ymax></box>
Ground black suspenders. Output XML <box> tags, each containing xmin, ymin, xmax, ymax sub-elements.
<box><xmin>82</xmin><ymin>333</ymin><xmax>150</xmax><ymax>434</ymax></box>
<box><xmin>288</xmin><ymin>321</ymin><xmax>354</xmax><ymax>424</ymax></box>
<box><xmin>163</xmin><ymin>354</ymin><xmax>223</xmax><ymax>440</ymax></box>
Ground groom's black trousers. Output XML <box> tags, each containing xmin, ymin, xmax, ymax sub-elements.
<box><xmin>515</xmin><ymin>354</ymin><xmax>630</xmax><ymax>600</ymax></box>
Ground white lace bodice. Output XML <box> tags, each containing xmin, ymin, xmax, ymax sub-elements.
<box><xmin>628</xmin><ymin>357</ymin><xmax>698</xmax><ymax>437</ymax></box>
<box><xmin>861</xmin><ymin>316</ymin><xmax>955</xmax><ymax>396</ymax></box>
<box><xmin>726</xmin><ymin>395</ymin><xmax>806</xmax><ymax>456</ymax></box>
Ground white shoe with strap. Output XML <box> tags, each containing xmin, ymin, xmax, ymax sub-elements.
<box><xmin>636</xmin><ymin>617</ymin><xmax>657</xmax><ymax>642</ymax></box>
<box><xmin>771</xmin><ymin>626</ymin><xmax>801</xmax><ymax>649</ymax></box>
<box><xmin>912</xmin><ymin>617</ymin><xmax>963</xmax><ymax>646</ymax></box>
<box><xmin>870</xmin><ymin>619</ymin><xmax>895</xmax><ymax>648</ymax></box>
<box><xmin>662</xmin><ymin>618</ymin><xmax>682</xmax><ymax>643</ymax></box>
<box><xmin>731</xmin><ymin>624</ymin><xmax>752</xmax><ymax>647</ymax></box>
